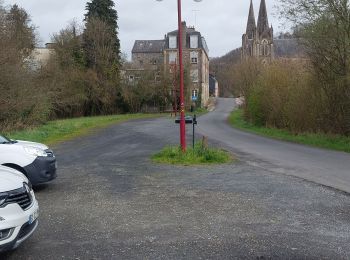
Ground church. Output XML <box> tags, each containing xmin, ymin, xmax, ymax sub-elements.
<box><xmin>241</xmin><ymin>0</ymin><xmax>274</xmax><ymax>63</ymax></box>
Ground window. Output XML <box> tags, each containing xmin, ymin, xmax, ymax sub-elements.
<box><xmin>190</xmin><ymin>35</ymin><xmax>198</xmax><ymax>48</ymax></box>
<box><xmin>169</xmin><ymin>52</ymin><xmax>177</xmax><ymax>64</ymax></box>
<box><xmin>155</xmin><ymin>71</ymin><xmax>161</xmax><ymax>82</ymax></box>
<box><xmin>261</xmin><ymin>39</ymin><xmax>269</xmax><ymax>56</ymax></box>
<box><xmin>169</xmin><ymin>36</ymin><xmax>177</xmax><ymax>49</ymax></box>
<box><xmin>128</xmin><ymin>75</ymin><xmax>134</xmax><ymax>82</ymax></box>
<box><xmin>190</xmin><ymin>51</ymin><xmax>198</xmax><ymax>64</ymax></box>
<box><xmin>190</xmin><ymin>69</ymin><xmax>199</xmax><ymax>83</ymax></box>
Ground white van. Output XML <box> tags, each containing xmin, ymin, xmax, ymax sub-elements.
<box><xmin>0</xmin><ymin>166</ymin><xmax>39</xmax><ymax>252</ymax></box>
<box><xmin>0</xmin><ymin>135</ymin><xmax>57</xmax><ymax>185</ymax></box>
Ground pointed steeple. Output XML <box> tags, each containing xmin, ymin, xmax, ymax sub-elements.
<box><xmin>246</xmin><ymin>0</ymin><xmax>256</xmax><ymax>39</ymax></box>
<box><xmin>257</xmin><ymin>0</ymin><xmax>269</xmax><ymax>36</ymax></box>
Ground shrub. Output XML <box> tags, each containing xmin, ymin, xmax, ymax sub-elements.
<box><xmin>234</xmin><ymin>59</ymin><xmax>328</xmax><ymax>134</ymax></box>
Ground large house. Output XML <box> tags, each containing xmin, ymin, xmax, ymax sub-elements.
<box><xmin>131</xmin><ymin>40</ymin><xmax>165</xmax><ymax>70</ymax></box>
<box><xmin>129</xmin><ymin>22</ymin><xmax>210</xmax><ymax>108</ymax></box>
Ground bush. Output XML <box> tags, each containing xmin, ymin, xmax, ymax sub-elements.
<box><xmin>234</xmin><ymin>59</ymin><xmax>328</xmax><ymax>134</ymax></box>
<box><xmin>246</xmin><ymin>84</ymin><xmax>265</xmax><ymax>126</ymax></box>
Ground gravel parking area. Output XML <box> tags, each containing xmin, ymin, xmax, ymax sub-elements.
<box><xmin>3</xmin><ymin>117</ymin><xmax>350</xmax><ymax>259</ymax></box>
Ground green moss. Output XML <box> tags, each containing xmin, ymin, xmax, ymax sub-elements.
<box><xmin>229</xmin><ymin>109</ymin><xmax>350</xmax><ymax>153</ymax></box>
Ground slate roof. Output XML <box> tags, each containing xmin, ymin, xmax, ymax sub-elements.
<box><xmin>167</xmin><ymin>26</ymin><xmax>199</xmax><ymax>36</ymax></box>
<box><xmin>165</xmin><ymin>25</ymin><xmax>209</xmax><ymax>55</ymax></box>
<box><xmin>132</xmin><ymin>40</ymin><xmax>165</xmax><ymax>53</ymax></box>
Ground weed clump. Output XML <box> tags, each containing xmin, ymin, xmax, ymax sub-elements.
<box><xmin>152</xmin><ymin>141</ymin><xmax>233</xmax><ymax>165</ymax></box>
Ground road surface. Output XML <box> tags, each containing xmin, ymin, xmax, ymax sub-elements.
<box><xmin>3</xmin><ymin>102</ymin><xmax>350</xmax><ymax>259</ymax></box>
<box><xmin>198</xmin><ymin>98</ymin><xmax>350</xmax><ymax>194</ymax></box>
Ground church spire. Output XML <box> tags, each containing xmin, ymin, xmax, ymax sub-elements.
<box><xmin>246</xmin><ymin>0</ymin><xmax>256</xmax><ymax>39</ymax></box>
<box><xmin>257</xmin><ymin>0</ymin><xmax>269</xmax><ymax>36</ymax></box>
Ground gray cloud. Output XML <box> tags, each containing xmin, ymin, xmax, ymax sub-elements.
<box><xmin>4</xmin><ymin>0</ymin><xmax>284</xmax><ymax>58</ymax></box>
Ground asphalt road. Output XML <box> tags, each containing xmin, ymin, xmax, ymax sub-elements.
<box><xmin>3</xmin><ymin>101</ymin><xmax>350</xmax><ymax>259</ymax></box>
<box><xmin>198</xmin><ymin>98</ymin><xmax>350</xmax><ymax>194</ymax></box>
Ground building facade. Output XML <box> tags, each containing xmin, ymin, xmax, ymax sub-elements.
<box><xmin>209</xmin><ymin>74</ymin><xmax>219</xmax><ymax>98</ymax></box>
<box><xmin>124</xmin><ymin>40</ymin><xmax>166</xmax><ymax>84</ymax></box>
<box><xmin>241</xmin><ymin>0</ymin><xmax>274</xmax><ymax>63</ymax></box>
<box><xmin>164</xmin><ymin>22</ymin><xmax>210</xmax><ymax>107</ymax></box>
<box><xmin>129</xmin><ymin>22</ymin><xmax>210</xmax><ymax>108</ymax></box>
<box><xmin>131</xmin><ymin>40</ymin><xmax>165</xmax><ymax>70</ymax></box>
<box><xmin>28</xmin><ymin>43</ymin><xmax>55</xmax><ymax>70</ymax></box>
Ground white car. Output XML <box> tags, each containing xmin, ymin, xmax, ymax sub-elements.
<box><xmin>0</xmin><ymin>166</ymin><xmax>39</xmax><ymax>252</ymax></box>
<box><xmin>0</xmin><ymin>135</ymin><xmax>57</xmax><ymax>185</ymax></box>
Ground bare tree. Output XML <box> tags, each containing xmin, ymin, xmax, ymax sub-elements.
<box><xmin>280</xmin><ymin>0</ymin><xmax>350</xmax><ymax>135</ymax></box>
<box><xmin>0</xmin><ymin>3</ymin><xmax>47</xmax><ymax>131</ymax></box>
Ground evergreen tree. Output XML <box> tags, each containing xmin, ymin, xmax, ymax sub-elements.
<box><xmin>83</xmin><ymin>0</ymin><xmax>120</xmax><ymax>69</ymax></box>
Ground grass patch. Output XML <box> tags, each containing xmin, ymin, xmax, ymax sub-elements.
<box><xmin>6</xmin><ymin>113</ymin><xmax>161</xmax><ymax>146</ymax></box>
<box><xmin>152</xmin><ymin>142</ymin><xmax>233</xmax><ymax>165</ymax></box>
<box><xmin>229</xmin><ymin>109</ymin><xmax>350</xmax><ymax>153</ymax></box>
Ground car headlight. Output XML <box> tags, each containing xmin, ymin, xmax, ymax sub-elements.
<box><xmin>0</xmin><ymin>192</ymin><xmax>8</xmax><ymax>207</ymax></box>
<box><xmin>24</xmin><ymin>146</ymin><xmax>48</xmax><ymax>157</ymax></box>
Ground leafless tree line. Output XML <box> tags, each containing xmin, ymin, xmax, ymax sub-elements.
<box><xmin>230</xmin><ymin>0</ymin><xmax>350</xmax><ymax>136</ymax></box>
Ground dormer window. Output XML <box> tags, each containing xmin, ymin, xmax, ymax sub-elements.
<box><xmin>169</xmin><ymin>36</ymin><xmax>177</xmax><ymax>49</ymax></box>
<box><xmin>190</xmin><ymin>35</ymin><xmax>198</xmax><ymax>48</ymax></box>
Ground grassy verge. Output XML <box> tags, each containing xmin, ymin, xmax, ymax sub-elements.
<box><xmin>152</xmin><ymin>142</ymin><xmax>233</xmax><ymax>165</ymax></box>
<box><xmin>6</xmin><ymin>113</ymin><xmax>161</xmax><ymax>146</ymax></box>
<box><xmin>229</xmin><ymin>109</ymin><xmax>350</xmax><ymax>153</ymax></box>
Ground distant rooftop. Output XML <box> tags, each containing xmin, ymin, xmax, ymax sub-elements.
<box><xmin>274</xmin><ymin>38</ymin><xmax>305</xmax><ymax>58</ymax></box>
<box><xmin>167</xmin><ymin>23</ymin><xmax>200</xmax><ymax>36</ymax></box>
<box><xmin>132</xmin><ymin>40</ymin><xmax>165</xmax><ymax>53</ymax></box>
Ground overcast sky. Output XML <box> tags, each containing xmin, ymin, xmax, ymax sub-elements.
<box><xmin>3</xmin><ymin>0</ymin><xmax>284</xmax><ymax>58</ymax></box>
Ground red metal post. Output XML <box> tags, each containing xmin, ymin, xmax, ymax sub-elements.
<box><xmin>177</xmin><ymin>0</ymin><xmax>186</xmax><ymax>151</ymax></box>
<box><xmin>173</xmin><ymin>60</ymin><xmax>177</xmax><ymax>117</ymax></box>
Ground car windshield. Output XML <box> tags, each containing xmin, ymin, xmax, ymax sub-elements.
<box><xmin>0</xmin><ymin>135</ymin><xmax>11</xmax><ymax>144</ymax></box>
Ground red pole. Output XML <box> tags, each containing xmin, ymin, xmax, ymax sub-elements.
<box><xmin>177</xmin><ymin>0</ymin><xmax>186</xmax><ymax>152</ymax></box>
<box><xmin>174</xmin><ymin>61</ymin><xmax>177</xmax><ymax>117</ymax></box>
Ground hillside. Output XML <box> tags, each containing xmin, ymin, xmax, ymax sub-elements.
<box><xmin>210</xmin><ymin>48</ymin><xmax>241</xmax><ymax>97</ymax></box>
<box><xmin>209</xmin><ymin>37</ymin><xmax>305</xmax><ymax>97</ymax></box>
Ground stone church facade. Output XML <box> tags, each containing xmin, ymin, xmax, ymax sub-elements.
<box><xmin>241</xmin><ymin>0</ymin><xmax>274</xmax><ymax>63</ymax></box>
